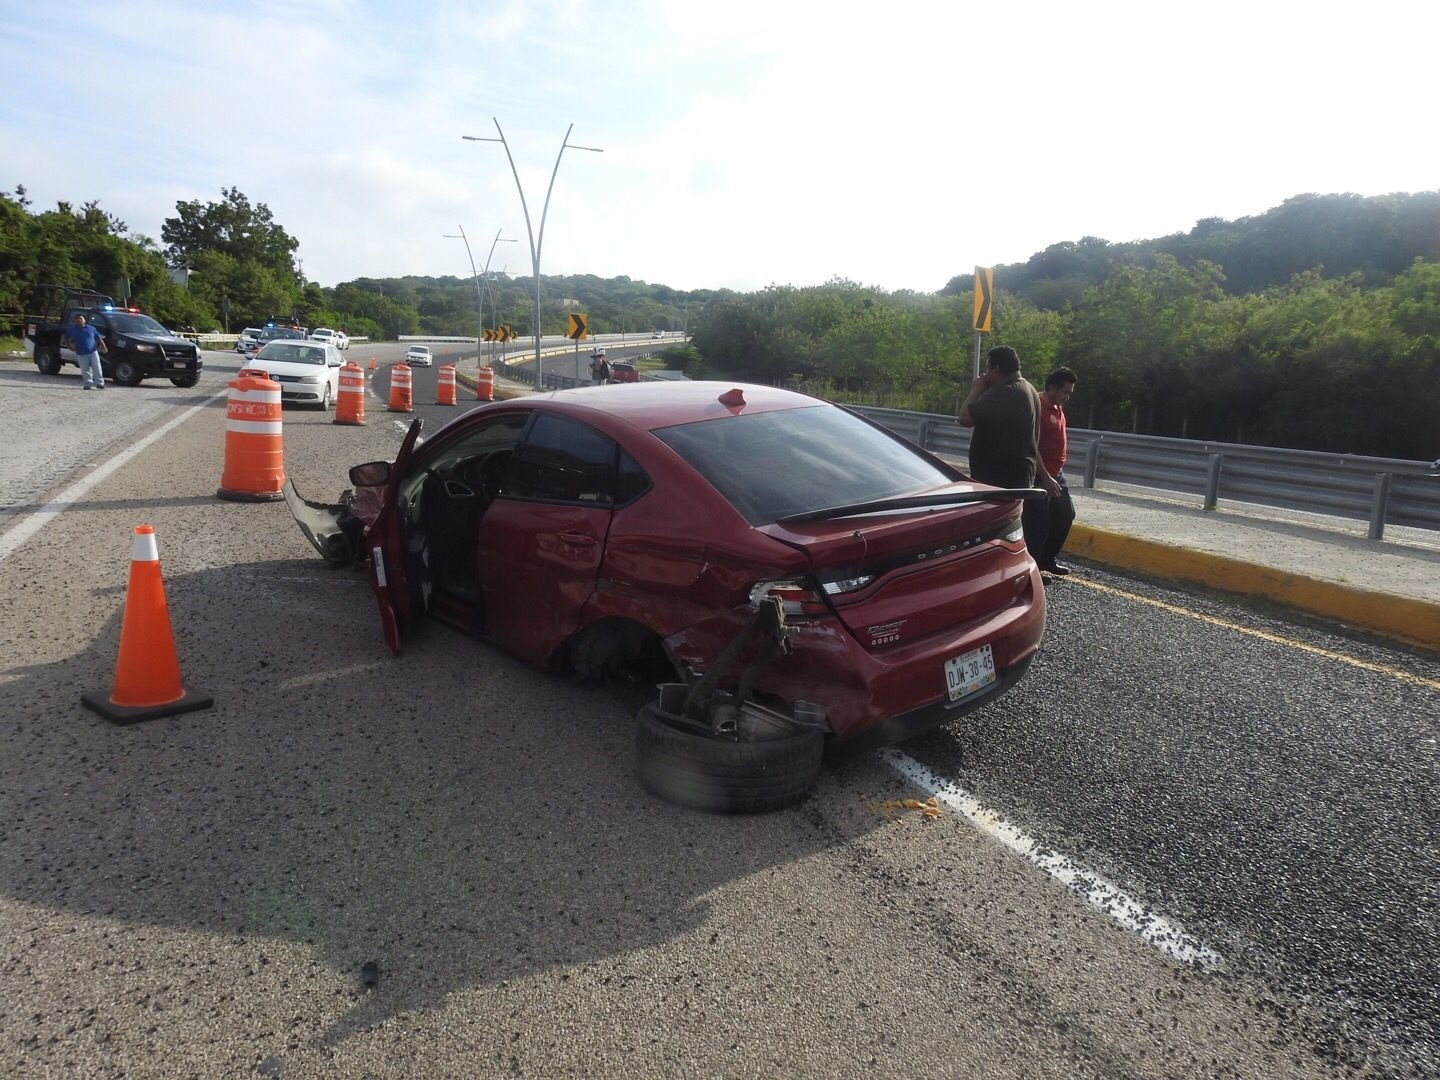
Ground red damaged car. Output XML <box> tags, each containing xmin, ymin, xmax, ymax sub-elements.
<box><xmin>285</xmin><ymin>382</ymin><xmax>1046</xmax><ymax>813</ymax></box>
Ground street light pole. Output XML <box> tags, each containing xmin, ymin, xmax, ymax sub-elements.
<box><xmin>487</xmin><ymin>262</ymin><xmax>510</xmax><ymax>366</ymax></box>
<box><xmin>480</xmin><ymin>231</ymin><xmax>516</xmax><ymax>368</ymax></box>
<box><xmin>446</xmin><ymin>228</ymin><xmax>517</xmax><ymax>371</ymax></box>
<box><xmin>463</xmin><ymin>118</ymin><xmax>602</xmax><ymax>389</ymax></box>
<box><xmin>442</xmin><ymin>227</ymin><xmax>485</xmax><ymax>360</ymax></box>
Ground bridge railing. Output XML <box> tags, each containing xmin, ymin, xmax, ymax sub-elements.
<box><xmin>848</xmin><ymin>405</ymin><xmax>1439</xmax><ymax>540</ymax></box>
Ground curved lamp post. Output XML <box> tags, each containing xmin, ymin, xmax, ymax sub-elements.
<box><xmin>446</xmin><ymin>227</ymin><xmax>517</xmax><ymax>367</ymax></box>
<box><xmin>442</xmin><ymin>228</ymin><xmax>485</xmax><ymax>355</ymax></box>
<box><xmin>463</xmin><ymin>119</ymin><xmax>602</xmax><ymax>388</ymax></box>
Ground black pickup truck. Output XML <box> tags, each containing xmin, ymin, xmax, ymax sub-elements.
<box><xmin>25</xmin><ymin>285</ymin><xmax>204</xmax><ymax>388</ymax></box>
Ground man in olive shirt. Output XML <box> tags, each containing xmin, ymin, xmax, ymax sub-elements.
<box><xmin>958</xmin><ymin>345</ymin><xmax>1059</xmax><ymax>562</ymax></box>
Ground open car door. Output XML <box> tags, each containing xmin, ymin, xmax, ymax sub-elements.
<box><xmin>365</xmin><ymin>418</ymin><xmax>425</xmax><ymax>655</ymax></box>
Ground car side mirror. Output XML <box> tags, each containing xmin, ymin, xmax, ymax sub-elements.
<box><xmin>349</xmin><ymin>461</ymin><xmax>391</xmax><ymax>486</ymax></box>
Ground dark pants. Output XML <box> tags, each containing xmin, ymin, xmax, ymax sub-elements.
<box><xmin>1026</xmin><ymin>473</ymin><xmax>1076</xmax><ymax>568</ymax></box>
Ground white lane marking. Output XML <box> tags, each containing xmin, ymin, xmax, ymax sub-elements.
<box><xmin>0</xmin><ymin>390</ymin><xmax>228</xmax><ymax>566</ymax></box>
<box><xmin>392</xmin><ymin>420</ymin><xmax>410</xmax><ymax>435</ymax></box>
<box><xmin>880</xmin><ymin>748</ymin><xmax>1224</xmax><ymax>969</ymax></box>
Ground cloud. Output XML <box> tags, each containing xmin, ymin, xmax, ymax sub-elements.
<box><xmin>3</xmin><ymin>0</ymin><xmax>1434</xmax><ymax>294</ymax></box>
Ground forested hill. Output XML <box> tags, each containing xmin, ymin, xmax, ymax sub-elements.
<box><xmin>942</xmin><ymin>191</ymin><xmax>1440</xmax><ymax>309</ymax></box>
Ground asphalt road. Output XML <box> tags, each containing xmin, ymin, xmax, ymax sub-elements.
<box><xmin>1</xmin><ymin>349</ymin><xmax>1437</xmax><ymax>1079</ymax></box>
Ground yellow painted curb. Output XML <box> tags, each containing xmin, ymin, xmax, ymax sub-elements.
<box><xmin>1066</xmin><ymin>523</ymin><xmax>1440</xmax><ymax>653</ymax></box>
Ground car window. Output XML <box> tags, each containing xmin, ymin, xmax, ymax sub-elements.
<box><xmin>507</xmin><ymin>413</ymin><xmax>620</xmax><ymax>505</ymax></box>
<box><xmin>262</xmin><ymin>343</ymin><xmax>326</xmax><ymax>364</ymax></box>
<box><xmin>654</xmin><ymin>404</ymin><xmax>960</xmax><ymax>525</ymax></box>
<box><xmin>615</xmin><ymin>449</ymin><xmax>651</xmax><ymax>505</ymax></box>
<box><xmin>106</xmin><ymin>313</ymin><xmax>168</xmax><ymax>335</ymax></box>
<box><xmin>396</xmin><ymin>413</ymin><xmax>528</xmax><ymax>508</ymax></box>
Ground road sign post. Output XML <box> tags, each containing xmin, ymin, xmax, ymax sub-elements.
<box><xmin>971</xmin><ymin>266</ymin><xmax>993</xmax><ymax>378</ymax></box>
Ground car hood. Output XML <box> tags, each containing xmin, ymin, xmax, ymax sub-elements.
<box><xmin>249</xmin><ymin>359</ymin><xmax>330</xmax><ymax>377</ymax></box>
<box><xmin>115</xmin><ymin>331</ymin><xmax>195</xmax><ymax>348</ymax></box>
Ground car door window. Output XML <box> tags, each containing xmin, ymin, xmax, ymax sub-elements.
<box><xmin>507</xmin><ymin>413</ymin><xmax>619</xmax><ymax>505</ymax></box>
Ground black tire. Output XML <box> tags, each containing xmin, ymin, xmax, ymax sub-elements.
<box><xmin>35</xmin><ymin>345</ymin><xmax>63</xmax><ymax>376</ymax></box>
<box><xmin>635</xmin><ymin>702</ymin><xmax>823</xmax><ymax>814</ymax></box>
<box><xmin>113</xmin><ymin>359</ymin><xmax>143</xmax><ymax>386</ymax></box>
<box><xmin>170</xmin><ymin>374</ymin><xmax>199</xmax><ymax>388</ymax></box>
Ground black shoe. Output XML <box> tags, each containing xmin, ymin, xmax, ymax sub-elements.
<box><xmin>1041</xmin><ymin>562</ymin><xmax>1072</xmax><ymax>577</ymax></box>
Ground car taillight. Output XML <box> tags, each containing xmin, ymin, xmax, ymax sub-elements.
<box><xmin>748</xmin><ymin>579</ymin><xmax>829</xmax><ymax>618</ymax></box>
<box><xmin>819</xmin><ymin>572</ymin><xmax>875</xmax><ymax>597</ymax></box>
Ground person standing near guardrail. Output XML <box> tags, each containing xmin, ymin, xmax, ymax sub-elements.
<box><xmin>958</xmin><ymin>345</ymin><xmax>1060</xmax><ymax>562</ymax></box>
<box><xmin>1031</xmin><ymin>367</ymin><xmax>1078</xmax><ymax>576</ymax></box>
<box><xmin>62</xmin><ymin>313</ymin><xmax>107</xmax><ymax>390</ymax></box>
<box><xmin>589</xmin><ymin>350</ymin><xmax>611</xmax><ymax>385</ymax></box>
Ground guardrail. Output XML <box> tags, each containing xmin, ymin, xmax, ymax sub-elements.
<box><xmin>848</xmin><ymin>405</ymin><xmax>1439</xmax><ymax>541</ymax></box>
<box><xmin>492</xmin><ymin>352</ymin><xmax>664</xmax><ymax>390</ymax></box>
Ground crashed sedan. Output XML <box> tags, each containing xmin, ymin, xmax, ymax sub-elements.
<box><xmin>286</xmin><ymin>382</ymin><xmax>1047</xmax><ymax>813</ymax></box>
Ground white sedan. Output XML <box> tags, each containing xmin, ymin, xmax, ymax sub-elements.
<box><xmin>405</xmin><ymin>345</ymin><xmax>433</xmax><ymax>367</ymax></box>
<box><xmin>309</xmin><ymin>327</ymin><xmax>350</xmax><ymax>351</ymax></box>
<box><xmin>246</xmin><ymin>340</ymin><xmax>343</xmax><ymax>409</ymax></box>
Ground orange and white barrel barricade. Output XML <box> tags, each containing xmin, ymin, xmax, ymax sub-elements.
<box><xmin>217</xmin><ymin>373</ymin><xmax>285</xmax><ymax>502</ymax></box>
<box><xmin>436</xmin><ymin>363</ymin><xmax>457</xmax><ymax>405</ymax></box>
<box><xmin>334</xmin><ymin>361</ymin><xmax>366</xmax><ymax>425</ymax></box>
<box><xmin>388</xmin><ymin>362</ymin><xmax>413</xmax><ymax>412</ymax></box>
<box><xmin>82</xmin><ymin>525</ymin><xmax>213</xmax><ymax>725</ymax></box>
<box><xmin>475</xmin><ymin>366</ymin><xmax>495</xmax><ymax>402</ymax></box>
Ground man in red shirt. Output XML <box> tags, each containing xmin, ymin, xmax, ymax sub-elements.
<box><xmin>1032</xmin><ymin>367</ymin><xmax>1078</xmax><ymax>575</ymax></box>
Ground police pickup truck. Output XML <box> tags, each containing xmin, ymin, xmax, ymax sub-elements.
<box><xmin>25</xmin><ymin>285</ymin><xmax>204</xmax><ymax>388</ymax></box>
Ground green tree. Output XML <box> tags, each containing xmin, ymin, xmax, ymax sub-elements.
<box><xmin>162</xmin><ymin>187</ymin><xmax>299</xmax><ymax>277</ymax></box>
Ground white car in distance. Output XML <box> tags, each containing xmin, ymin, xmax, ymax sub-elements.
<box><xmin>309</xmin><ymin>327</ymin><xmax>349</xmax><ymax>350</ymax></box>
<box><xmin>405</xmin><ymin>345</ymin><xmax>433</xmax><ymax>367</ymax></box>
<box><xmin>247</xmin><ymin>340</ymin><xmax>344</xmax><ymax>409</ymax></box>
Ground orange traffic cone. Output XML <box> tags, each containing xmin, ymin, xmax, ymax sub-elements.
<box><xmin>217</xmin><ymin>373</ymin><xmax>285</xmax><ymax>502</ymax></box>
<box><xmin>334</xmin><ymin>360</ymin><xmax>366</xmax><ymax>425</ymax></box>
<box><xmin>369</xmin><ymin>356</ymin><xmax>376</xmax><ymax>371</ymax></box>
<box><xmin>388</xmin><ymin>362</ymin><xmax>413</xmax><ymax>412</ymax></box>
<box><xmin>436</xmin><ymin>363</ymin><xmax>457</xmax><ymax>405</ymax></box>
<box><xmin>82</xmin><ymin>525</ymin><xmax>213</xmax><ymax>725</ymax></box>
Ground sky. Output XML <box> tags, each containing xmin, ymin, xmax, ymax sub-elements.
<box><xmin>2</xmin><ymin>0</ymin><xmax>1435</xmax><ymax>295</ymax></box>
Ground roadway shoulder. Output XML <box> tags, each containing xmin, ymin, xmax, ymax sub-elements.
<box><xmin>1066</xmin><ymin>520</ymin><xmax>1440</xmax><ymax>652</ymax></box>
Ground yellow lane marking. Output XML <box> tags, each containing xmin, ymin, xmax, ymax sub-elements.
<box><xmin>1071</xmin><ymin>577</ymin><xmax>1440</xmax><ymax>691</ymax></box>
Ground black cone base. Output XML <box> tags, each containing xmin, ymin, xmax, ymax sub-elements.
<box><xmin>82</xmin><ymin>687</ymin><xmax>215</xmax><ymax>726</ymax></box>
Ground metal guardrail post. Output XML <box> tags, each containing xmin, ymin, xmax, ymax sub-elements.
<box><xmin>1203</xmin><ymin>454</ymin><xmax>1224</xmax><ymax>511</ymax></box>
<box><xmin>916</xmin><ymin>419</ymin><xmax>931</xmax><ymax>451</ymax></box>
<box><xmin>1369</xmin><ymin>473</ymin><xmax>1392</xmax><ymax>540</ymax></box>
<box><xmin>1083</xmin><ymin>437</ymin><xmax>1101</xmax><ymax>489</ymax></box>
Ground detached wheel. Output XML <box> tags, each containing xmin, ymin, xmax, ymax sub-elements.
<box><xmin>113</xmin><ymin>359</ymin><xmax>143</xmax><ymax>386</ymax></box>
<box><xmin>35</xmin><ymin>346</ymin><xmax>63</xmax><ymax>376</ymax></box>
<box><xmin>635</xmin><ymin>703</ymin><xmax>823</xmax><ymax>814</ymax></box>
<box><xmin>171</xmin><ymin>374</ymin><xmax>199</xmax><ymax>388</ymax></box>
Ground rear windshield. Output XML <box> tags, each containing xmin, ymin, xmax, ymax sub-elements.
<box><xmin>654</xmin><ymin>405</ymin><xmax>960</xmax><ymax>525</ymax></box>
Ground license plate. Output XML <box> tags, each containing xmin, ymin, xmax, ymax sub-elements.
<box><xmin>944</xmin><ymin>644</ymin><xmax>996</xmax><ymax>703</ymax></box>
<box><xmin>169</xmin><ymin>360</ymin><xmax>186</xmax><ymax>369</ymax></box>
